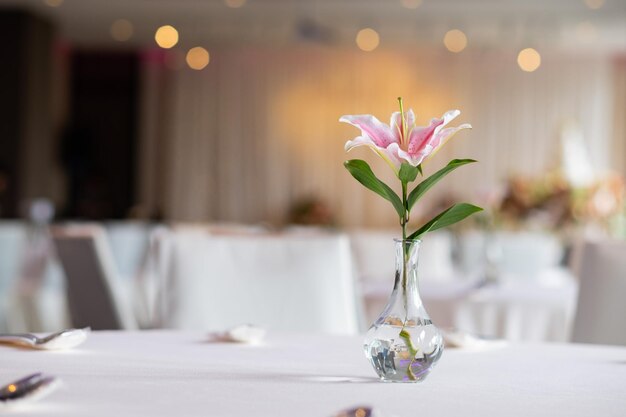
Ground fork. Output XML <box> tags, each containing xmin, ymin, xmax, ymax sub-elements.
<box><xmin>0</xmin><ymin>328</ymin><xmax>90</xmax><ymax>350</ymax></box>
<box><xmin>0</xmin><ymin>373</ymin><xmax>60</xmax><ymax>406</ymax></box>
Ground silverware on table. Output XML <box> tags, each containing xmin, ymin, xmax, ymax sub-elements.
<box><xmin>0</xmin><ymin>327</ymin><xmax>90</xmax><ymax>350</ymax></box>
<box><xmin>0</xmin><ymin>373</ymin><xmax>60</xmax><ymax>407</ymax></box>
<box><xmin>333</xmin><ymin>406</ymin><xmax>394</xmax><ymax>417</ymax></box>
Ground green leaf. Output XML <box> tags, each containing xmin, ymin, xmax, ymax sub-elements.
<box><xmin>407</xmin><ymin>159</ymin><xmax>476</xmax><ymax>211</ymax></box>
<box><xmin>408</xmin><ymin>203</ymin><xmax>483</xmax><ymax>240</ymax></box>
<box><xmin>344</xmin><ymin>159</ymin><xmax>404</xmax><ymax>218</ymax></box>
<box><xmin>398</xmin><ymin>163</ymin><xmax>419</xmax><ymax>184</ymax></box>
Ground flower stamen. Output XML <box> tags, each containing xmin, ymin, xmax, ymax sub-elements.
<box><xmin>397</xmin><ymin>97</ymin><xmax>407</xmax><ymax>146</ymax></box>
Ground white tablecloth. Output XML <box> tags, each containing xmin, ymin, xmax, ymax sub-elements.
<box><xmin>1</xmin><ymin>331</ymin><xmax>625</xmax><ymax>416</ymax></box>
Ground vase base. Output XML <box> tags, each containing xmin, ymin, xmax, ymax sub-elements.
<box><xmin>365</xmin><ymin>335</ymin><xmax>442</xmax><ymax>383</ymax></box>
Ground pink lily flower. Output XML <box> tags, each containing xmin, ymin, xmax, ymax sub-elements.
<box><xmin>340</xmin><ymin>109</ymin><xmax>471</xmax><ymax>173</ymax></box>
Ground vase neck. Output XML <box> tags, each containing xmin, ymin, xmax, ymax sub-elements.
<box><xmin>394</xmin><ymin>239</ymin><xmax>420</xmax><ymax>288</ymax></box>
<box><xmin>392</xmin><ymin>240</ymin><xmax>422</xmax><ymax>310</ymax></box>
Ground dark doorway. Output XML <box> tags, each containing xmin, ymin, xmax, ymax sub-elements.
<box><xmin>61</xmin><ymin>51</ymin><xmax>138</xmax><ymax>219</ymax></box>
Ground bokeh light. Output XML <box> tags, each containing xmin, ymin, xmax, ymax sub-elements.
<box><xmin>444</xmin><ymin>29</ymin><xmax>468</xmax><ymax>53</ymax></box>
<box><xmin>110</xmin><ymin>19</ymin><xmax>134</xmax><ymax>42</ymax></box>
<box><xmin>186</xmin><ymin>47</ymin><xmax>210</xmax><ymax>70</ymax></box>
<box><xmin>356</xmin><ymin>28</ymin><xmax>380</xmax><ymax>52</ymax></box>
<box><xmin>155</xmin><ymin>25</ymin><xmax>179</xmax><ymax>49</ymax></box>
<box><xmin>517</xmin><ymin>48</ymin><xmax>541</xmax><ymax>72</ymax></box>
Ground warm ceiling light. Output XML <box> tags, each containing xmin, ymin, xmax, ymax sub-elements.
<box><xmin>43</xmin><ymin>0</ymin><xmax>63</xmax><ymax>7</ymax></box>
<box><xmin>584</xmin><ymin>0</ymin><xmax>605</xmax><ymax>9</ymax></box>
<box><xmin>186</xmin><ymin>47</ymin><xmax>210</xmax><ymax>70</ymax></box>
<box><xmin>443</xmin><ymin>29</ymin><xmax>468</xmax><ymax>53</ymax></box>
<box><xmin>224</xmin><ymin>0</ymin><xmax>247</xmax><ymax>8</ymax></box>
<box><xmin>401</xmin><ymin>0</ymin><xmax>422</xmax><ymax>9</ymax></box>
<box><xmin>155</xmin><ymin>25</ymin><xmax>179</xmax><ymax>49</ymax></box>
<box><xmin>356</xmin><ymin>28</ymin><xmax>380</xmax><ymax>52</ymax></box>
<box><xmin>517</xmin><ymin>48</ymin><xmax>541</xmax><ymax>72</ymax></box>
<box><xmin>110</xmin><ymin>19</ymin><xmax>134</xmax><ymax>42</ymax></box>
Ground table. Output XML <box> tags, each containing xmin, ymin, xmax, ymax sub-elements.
<box><xmin>362</xmin><ymin>273</ymin><xmax>578</xmax><ymax>342</ymax></box>
<box><xmin>2</xmin><ymin>331</ymin><xmax>625</xmax><ymax>416</ymax></box>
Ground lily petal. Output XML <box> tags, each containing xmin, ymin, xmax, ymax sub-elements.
<box><xmin>344</xmin><ymin>135</ymin><xmax>377</xmax><ymax>152</ymax></box>
<box><xmin>407</xmin><ymin>117</ymin><xmax>444</xmax><ymax>155</ymax></box>
<box><xmin>339</xmin><ymin>115</ymin><xmax>398</xmax><ymax>148</ymax></box>
<box><xmin>345</xmin><ymin>135</ymin><xmax>401</xmax><ymax>173</ymax></box>
<box><xmin>408</xmin><ymin>109</ymin><xmax>465</xmax><ymax>157</ymax></box>
<box><xmin>431</xmin><ymin>109</ymin><xmax>462</xmax><ymax>140</ymax></box>
<box><xmin>387</xmin><ymin>142</ymin><xmax>428</xmax><ymax>167</ymax></box>
<box><xmin>422</xmin><ymin>123</ymin><xmax>472</xmax><ymax>162</ymax></box>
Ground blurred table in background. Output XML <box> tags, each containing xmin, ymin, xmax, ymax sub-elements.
<box><xmin>355</xmin><ymin>229</ymin><xmax>579</xmax><ymax>342</ymax></box>
<box><xmin>361</xmin><ymin>276</ymin><xmax>578</xmax><ymax>342</ymax></box>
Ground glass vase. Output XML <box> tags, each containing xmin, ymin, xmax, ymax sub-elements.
<box><xmin>364</xmin><ymin>239</ymin><xmax>444</xmax><ymax>382</ymax></box>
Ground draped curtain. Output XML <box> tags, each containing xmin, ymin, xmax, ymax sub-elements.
<box><xmin>138</xmin><ymin>46</ymin><xmax>619</xmax><ymax>227</ymax></box>
<box><xmin>613</xmin><ymin>57</ymin><xmax>626</xmax><ymax>177</ymax></box>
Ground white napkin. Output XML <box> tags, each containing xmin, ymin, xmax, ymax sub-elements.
<box><xmin>208</xmin><ymin>324</ymin><xmax>266</xmax><ymax>344</ymax></box>
<box><xmin>443</xmin><ymin>330</ymin><xmax>508</xmax><ymax>350</ymax></box>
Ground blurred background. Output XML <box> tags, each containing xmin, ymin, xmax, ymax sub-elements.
<box><xmin>0</xmin><ymin>0</ymin><xmax>625</xmax><ymax>344</ymax></box>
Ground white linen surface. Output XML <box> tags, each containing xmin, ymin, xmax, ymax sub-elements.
<box><xmin>1</xmin><ymin>331</ymin><xmax>625</xmax><ymax>417</ymax></box>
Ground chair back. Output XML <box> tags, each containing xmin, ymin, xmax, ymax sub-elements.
<box><xmin>0</xmin><ymin>221</ymin><xmax>27</xmax><ymax>293</ymax></box>
<box><xmin>105</xmin><ymin>221</ymin><xmax>153</xmax><ymax>281</ymax></box>
<box><xmin>52</xmin><ymin>225</ymin><xmax>137</xmax><ymax>330</ymax></box>
<box><xmin>492</xmin><ymin>231</ymin><xmax>563</xmax><ymax>282</ymax></box>
<box><xmin>160</xmin><ymin>231</ymin><xmax>360</xmax><ymax>334</ymax></box>
<box><xmin>0</xmin><ymin>222</ymin><xmax>28</xmax><ymax>332</ymax></box>
<box><xmin>348</xmin><ymin>229</ymin><xmax>396</xmax><ymax>282</ymax></box>
<box><xmin>572</xmin><ymin>239</ymin><xmax>626</xmax><ymax>346</ymax></box>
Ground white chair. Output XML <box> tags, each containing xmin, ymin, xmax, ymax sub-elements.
<box><xmin>456</xmin><ymin>230</ymin><xmax>487</xmax><ymax>277</ymax></box>
<box><xmin>0</xmin><ymin>222</ymin><xmax>28</xmax><ymax>332</ymax></box>
<box><xmin>11</xmin><ymin>228</ymin><xmax>70</xmax><ymax>333</ymax></box>
<box><xmin>105</xmin><ymin>221</ymin><xmax>153</xmax><ymax>282</ymax></box>
<box><xmin>418</xmin><ymin>231</ymin><xmax>456</xmax><ymax>282</ymax></box>
<box><xmin>52</xmin><ymin>225</ymin><xmax>137</xmax><ymax>330</ymax></box>
<box><xmin>572</xmin><ymin>240</ymin><xmax>626</xmax><ymax>346</ymax></box>
<box><xmin>158</xmin><ymin>231</ymin><xmax>360</xmax><ymax>334</ymax></box>
<box><xmin>348</xmin><ymin>229</ymin><xmax>397</xmax><ymax>283</ymax></box>
<box><xmin>491</xmin><ymin>231</ymin><xmax>564</xmax><ymax>282</ymax></box>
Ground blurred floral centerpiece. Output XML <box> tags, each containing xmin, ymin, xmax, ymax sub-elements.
<box><xmin>496</xmin><ymin>171</ymin><xmax>625</xmax><ymax>235</ymax></box>
<box><xmin>340</xmin><ymin>98</ymin><xmax>481</xmax><ymax>382</ymax></box>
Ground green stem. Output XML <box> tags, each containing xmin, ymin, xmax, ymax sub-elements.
<box><xmin>401</xmin><ymin>181</ymin><xmax>408</xmax><ymax>294</ymax></box>
<box><xmin>399</xmin><ymin>181</ymin><xmax>417</xmax><ymax>381</ymax></box>
<box><xmin>397</xmin><ymin>98</ymin><xmax>417</xmax><ymax>380</ymax></box>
